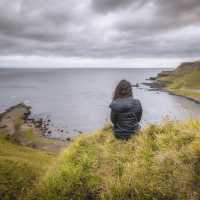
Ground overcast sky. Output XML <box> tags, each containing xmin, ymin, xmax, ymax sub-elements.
<box><xmin>0</xmin><ymin>0</ymin><xmax>199</xmax><ymax>68</ymax></box>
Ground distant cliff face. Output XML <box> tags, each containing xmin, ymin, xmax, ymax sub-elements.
<box><xmin>154</xmin><ymin>60</ymin><xmax>200</xmax><ymax>103</ymax></box>
<box><xmin>0</xmin><ymin>103</ymin><xmax>31</xmax><ymax>137</ymax></box>
<box><xmin>175</xmin><ymin>61</ymin><xmax>200</xmax><ymax>73</ymax></box>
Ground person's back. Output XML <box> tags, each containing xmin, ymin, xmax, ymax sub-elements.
<box><xmin>109</xmin><ymin>80</ymin><xmax>142</xmax><ymax>140</ymax></box>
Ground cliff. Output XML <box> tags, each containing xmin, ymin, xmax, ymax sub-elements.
<box><xmin>26</xmin><ymin>120</ymin><xmax>200</xmax><ymax>200</ymax></box>
<box><xmin>0</xmin><ymin>103</ymin><xmax>68</xmax><ymax>153</ymax></box>
<box><xmin>151</xmin><ymin>60</ymin><xmax>200</xmax><ymax>103</ymax></box>
<box><xmin>1</xmin><ymin>112</ymin><xmax>200</xmax><ymax>199</ymax></box>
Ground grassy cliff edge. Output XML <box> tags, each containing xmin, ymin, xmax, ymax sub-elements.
<box><xmin>25</xmin><ymin>120</ymin><xmax>200</xmax><ymax>200</ymax></box>
<box><xmin>155</xmin><ymin>61</ymin><xmax>200</xmax><ymax>103</ymax></box>
<box><xmin>1</xmin><ymin>103</ymin><xmax>200</xmax><ymax>200</ymax></box>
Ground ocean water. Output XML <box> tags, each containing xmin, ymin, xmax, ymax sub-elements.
<box><xmin>0</xmin><ymin>68</ymin><xmax>200</xmax><ymax>138</ymax></box>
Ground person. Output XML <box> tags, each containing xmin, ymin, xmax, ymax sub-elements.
<box><xmin>109</xmin><ymin>80</ymin><xmax>142</xmax><ymax>140</ymax></box>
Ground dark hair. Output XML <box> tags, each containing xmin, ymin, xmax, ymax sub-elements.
<box><xmin>113</xmin><ymin>80</ymin><xmax>133</xmax><ymax>100</ymax></box>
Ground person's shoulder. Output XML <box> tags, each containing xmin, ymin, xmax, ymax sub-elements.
<box><xmin>132</xmin><ymin>98</ymin><xmax>142</xmax><ymax>105</ymax></box>
<box><xmin>110</xmin><ymin>97</ymin><xmax>133</xmax><ymax>111</ymax></box>
<box><xmin>109</xmin><ymin>98</ymin><xmax>124</xmax><ymax>107</ymax></box>
<box><xmin>109</xmin><ymin>100</ymin><xmax>116</xmax><ymax>109</ymax></box>
<box><xmin>132</xmin><ymin>97</ymin><xmax>139</xmax><ymax>102</ymax></box>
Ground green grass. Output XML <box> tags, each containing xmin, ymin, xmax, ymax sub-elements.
<box><xmin>158</xmin><ymin>68</ymin><xmax>200</xmax><ymax>101</ymax></box>
<box><xmin>2</xmin><ymin>120</ymin><xmax>200</xmax><ymax>200</ymax></box>
<box><xmin>27</xmin><ymin>120</ymin><xmax>200</xmax><ymax>200</ymax></box>
<box><xmin>0</xmin><ymin>136</ymin><xmax>54</xmax><ymax>200</ymax></box>
<box><xmin>167</xmin><ymin>88</ymin><xmax>200</xmax><ymax>102</ymax></box>
<box><xmin>20</xmin><ymin>128</ymin><xmax>55</xmax><ymax>145</ymax></box>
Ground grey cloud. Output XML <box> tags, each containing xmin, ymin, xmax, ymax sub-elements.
<box><xmin>0</xmin><ymin>0</ymin><xmax>199</xmax><ymax>59</ymax></box>
<box><xmin>117</xmin><ymin>0</ymin><xmax>200</xmax><ymax>34</ymax></box>
<box><xmin>91</xmin><ymin>0</ymin><xmax>135</xmax><ymax>13</ymax></box>
<box><xmin>91</xmin><ymin>0</ymin><xmax>150</xmax><ymax>14</ymax></box>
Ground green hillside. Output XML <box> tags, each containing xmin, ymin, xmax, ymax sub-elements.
<box><xmin>157</xmin><ymin>61</ymin><xmax>200</xmax><ymax>102</ymax></box>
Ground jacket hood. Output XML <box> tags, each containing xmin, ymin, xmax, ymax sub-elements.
<box><xmin>110</xmin><ymin>97</ymin><xmax>137</xmax><ymax>112</ymax></box>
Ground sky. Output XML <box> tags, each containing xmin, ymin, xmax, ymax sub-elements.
<box><xmin>0</xmin><ymin>0</ymin><xmax>200</xmax><ymax>68</ymax></box>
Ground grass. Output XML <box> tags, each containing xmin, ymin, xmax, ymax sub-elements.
<box><xmin>2</xmin><ymin>120</ymin><xmax>200</xmax><ymax>200</ymax></box>
<box><xmin>20</xmin><ymin>127</ymin><xmax>55</xmax><ymax>145</ymax></box>
<box><xmin>12</xmin><ymin>126</ymin><xmax>68</xmax><ymax>153</ymax></box>
<box><xmin>158</xmin><ymin>67</ymin><xmax>200</xmax><ymax>101</ymax></box>
<box><xmin>26</xmin><ymin>120</ymin><xmax>200</xmax><ymax>200</ymax></box>
<box><xmin>0</xmin><ymin>136</ymin><xmax>54</xmax><ymax>200</ymax></box>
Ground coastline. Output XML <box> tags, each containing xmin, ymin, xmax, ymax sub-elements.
<box><xmin>143</xmin><ymin>61</ymin><xmax>200</xmax><ymax>104</ymax></box>
<box><xmin>143</xmin><ymin>81</ymin><xmax>200</xmax><ymax>104</ymax></box>
<box><xmin>1</xmin><ymin>65</ymin><xmax>200</xmax><ymax>199</ymax></box>
<box><xmin>165</xmin><ymin>89</ymin><xmax>200</xmax><ymax>104</ymax></box>
<box><xmin>0</xmin><ymin>103</ymin><xmax>70</xmax><ymax>153</ymax></box>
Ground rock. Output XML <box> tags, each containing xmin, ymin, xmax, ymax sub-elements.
<box><xmin>132</xmin><ymin>83</ymin><xmax>139</xmax><ymax>87</ymax></box>
<box><xmin>47</xmin><ymin>131</ymin><xmax>52</xmax><ymax>135</ymax></box>
<box><xmin>0</xmin><ymin>104</ymin><xmax>71</xmax><ymax>153</ymax></box>
<box><xmin>0</xmin><ymin>125</ymin><xmax>7</xmax><ymax>129</ymax></box>
<box><xmin>31</xmin><ymin>143</ymin><xmax>37</xmax><ymax>149</ymax></box>
<box><xmin>157</xmin><ymin>70</ymin><xmax>173</xmax><ymax>77</ymax></box>
<box><xmin>142</xmin><ymin>80</ymin><xmax>171</xmax><ymax>89</ymax></box>
<box><xmin>0</xmin><ymin>103</ymin><xmax>32</xmax><ymax>137</ymax></box>
<box><xmin>73</xmin><ymin>129</ymin><xmax>83</xmax><ymax>134</ymax></box>
<box><xmin>146</xmin><ymin>77</ymin><xmax>157</xmax><ymax>81</ymax></box>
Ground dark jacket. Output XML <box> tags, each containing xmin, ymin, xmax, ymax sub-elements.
<box><xmin>109</xmin><ymin>97</ymin><xmax>142</xmax><ymax>139</ymax></box>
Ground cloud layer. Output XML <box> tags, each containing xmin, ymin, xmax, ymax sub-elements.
<box><xmin>0</xmin><ymin>0</ymin><xmax>200</xmax><ymax>59</ymax></box>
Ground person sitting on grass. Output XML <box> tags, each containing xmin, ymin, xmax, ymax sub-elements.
<box><xmin>109</xmin><ymin>79</ymin><xmax>142</xmax><ymax>140</ymax></box>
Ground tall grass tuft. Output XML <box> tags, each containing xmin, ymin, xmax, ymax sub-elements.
<box><xmin>0</xmin><ymin>136</ymin><xmax>54</xmax><ymax>200</ymax></box>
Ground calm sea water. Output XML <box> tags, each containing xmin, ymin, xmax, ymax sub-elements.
<box><xmin>0</xmin><ymin>68</ymin><xmax>200</xmax><ymax>138</ymax></box>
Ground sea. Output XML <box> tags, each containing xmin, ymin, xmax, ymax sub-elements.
<box><xmin>0</xmin><ymin>68</ymin><xmax>200</xmax><ymax>138</ymax></box>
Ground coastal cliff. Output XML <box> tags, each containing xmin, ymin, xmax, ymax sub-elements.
<box><xmin>22</xmin><ymin>120</ymin><xmax>200</xmax><ymax>200</ymax></box>
<box><xmin>1</xmin><ymin>115</ymin><xmax>200</xmax><ymax>199</ymax></box>
<box><xmin>1</xmin><ymin>61</ymin><xmax>200</xmax><ymax>200</ymax></box>
<box><xmin>0</xmin><ymin>104</ymin><xmax>69</xmax><ymax>200</ymax></box>
<box><xmin>0</xmin><ymin>103</ymin><xmax>68</xmax><ymax>153</ymax></box>
<box><xmin>147</xmin><ymin>60</ymin><xmax>200</xmax><ymax>103</ymax></box>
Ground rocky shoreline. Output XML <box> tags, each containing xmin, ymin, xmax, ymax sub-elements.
<box><xmin>142</xmin><ymin>63</ymin><xmax>200</xmax><ymax>104</ymax></box>
<box><xmin>0</xmin><ymin>103</ymin><xmax>70</xmax><ymax>153</ymax></box>
<box><xmin>143</xmin><ymin>81</ymin><xmax>200</xmax><ymax>104</ymax></box>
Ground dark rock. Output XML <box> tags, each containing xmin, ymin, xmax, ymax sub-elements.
<box><xmin>147</xmin><ymin>88</ymin><xmax>160</xmax><ymax>92</ymax></box>
<box><xmin>142</xmin><ymin>80</ymin><xmax>171</xmax><ymax>89</ymax></box>
<box><xmin>132</xmin><ymin>83</ymin><xmax>139</xmax><ymax>87</ymax></box>
<box><xmin>0</xmin><ymin>125</ymin><xmax>7</xmax><ymax>129</ymax></box>
<box><xmin>30</xmin><ymin>143</ymin><xmax>37</xmax><ymax>149</ymax></box>
<box><xmin>146</xmin><ymin>77</ymin><xmax>157</xmax><ymax>81</ymax></box>
<box><xmin>157</xmin><ymin>70</ymin><xmax>173</xmax><ymax>77</ymax></box>
<box><xmin>73</xmin><ymin>129</ymin><xmax>83</xmax><ymax>134</ymax></box>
